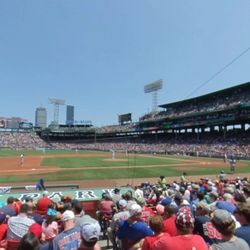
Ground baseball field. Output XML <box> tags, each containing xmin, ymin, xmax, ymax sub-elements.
<box><xmin>0</xmin><ymin>149</ymin><xmax>250</xmax><ymax>187</ymax></box>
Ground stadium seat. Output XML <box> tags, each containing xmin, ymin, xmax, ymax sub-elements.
<box><xmin>82</xmin><ymin>201</ymin><xmax>99</xmax><ymax>218</ymax></box>
<box><xmin>6</xmin><ymin>240</ymin><xmax>20</xmax><ymax>250</ymax></box>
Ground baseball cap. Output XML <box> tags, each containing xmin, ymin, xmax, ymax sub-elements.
<box><xmin>174</xmin><ymin>193</ymin><xmax>183</xmax><ymax>201</ymax></box>
<box><xmin>209</xmin><ymin>191</ymin><xmax>219</xmax><ymax>198</ymax></box>
<box><xmin>29</xmin><ymin>223</ymin><xmax>42</xmax><ymax>238</ymax></box>
<box><xmin>62</xmin><ymin>210</ymin><xmax>75</xmax><ymax>222</ymax></box>
<box><xmin>160</xmin><ymin>197</ymin><xmax>172</xmax><ymax>206</ymax></box>
<box><xmin>196</xmin><ymin>201</ymin><xmax>211</xmax><ymax>213</ymax></box>
<box><xmin>175</xmin><ymin>208</ymin><xmax>194</xmax><ymax>229</ymax></box>
<box><xmin>118</xmin><ymin>199</ymin><xmax>127</xmax><ymax>208</ymax></box>
<box><xmin>215</xmin><ymin>201</ymin><xmax>236</xmax><ymax>214</ymax></box>
<box><xmin>81</xmin><ymin>222</ymin><xmax>101</xmax><ymax>242</ymax></box>
<box><xmin>129</xmin><ymin>204</ymin><xmax>142</xmax><ymax>217</ymax></box>
<box><xmin>212</xmin><ymin>209</ymin><xmax>234</xmax><ymax>226</ymax></box>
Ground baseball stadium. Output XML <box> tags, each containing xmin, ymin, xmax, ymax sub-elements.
<box><xmin>0</xmin><ymin>81</ymin><xmax>250</xmax><ymax>249</ymax></box>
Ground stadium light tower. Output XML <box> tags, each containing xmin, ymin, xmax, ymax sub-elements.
<box><xmin>144</xmin><ymin>79</ymin><xmax>163</xmax><ymax>112</ymax></box>
<box><xmin>48</xmin><ymin>98</ymin><xmax>65</xmax><ymax>125</ymax></box>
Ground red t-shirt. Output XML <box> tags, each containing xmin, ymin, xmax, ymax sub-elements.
<box><xmin>142</xmin><ymin>233</ymin><xmax>169</xmax><ymax>250</ymax></box>
<box><xmin>36</xmin><ymin>197</ymin><xmax>52</xmax><ymax>212</ymax></box>
<box><xmin>163</xmin><ymin>216</ymin><xmax>177</xmax><ymax>236</ymax></box>
<box><xmin>153</xmin><ymin>234</ymin><xmax>208</xmax><ymax>250</ymax></box>
<box><xmin>141</xmin><ymin>206</ymin><xmax>154</xmax><ymax>224</ymax></box>
<box><xmin>0</xmin><ymin>224</ymin><xmax>8</xmax><ymax>241</ymax></box>
<box><xmin>99</xmin><ymin>200</ymin><xmax>113</xmax><ymax>214</ymax></box>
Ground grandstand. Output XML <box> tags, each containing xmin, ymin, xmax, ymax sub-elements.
<box><xmin>39</xmin><ymin>82</ymin><xmax>250</xmax><ymax>159</ymax></box>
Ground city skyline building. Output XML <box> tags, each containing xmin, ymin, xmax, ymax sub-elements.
<box><xmin>66</xmin><ymin>105</ymin><xmax>74</xmax><ymax>125</ymax></box>
<box><xmin>35</xmin><ymin>107</ymin><xmax>47</xmax><ymax>128</ymax></box>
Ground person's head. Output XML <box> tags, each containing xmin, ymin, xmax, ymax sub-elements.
<box><xmin>7</xmin><ymin>196</ymin><xmax>15</xmax><ymax>205</ymax></box>
<box><xmin>19</xmin><ymin>204</ymin><xmax>29</xmax><ymax>214</ymax></box>
<box><xmin>209</xmin><ymin>191</ymin><xmax>219</xmax><ymax>203</ymax></box>
<box><xmin>197</xmin><ymin>191</ymin><xmax>205</xmax><ymax>201</ymax></box>
<box><xmin>243</xmin><ymin>185</ymin><xmax>250</xmax><ymax>198</ymax></box>
<box><xmin>17</xmin><ymin>232</ymin><xmax>40</xmax><ymax>250</ymax></box>
<box><xmin>175</xmin><ymin>207</ymin><xmax>194</xmax><ymax>235</ymax></box>
<box><xmin>125</xmin><ymin>191</ymin><xmax>133</xmax><ymax>201</ymax></box>
<box><xmin>80</xmin><ymin>222</ymin><xmax>101</xmax><ymax>249</ymax></box>
<box><xmin>114</xmin><ymin>188</ymin><xmax>120</xmax><ymax>194</ymax></box>
<box><xmin>62</xmin><ymin>210</ymin><xmax>75</xmax><ymax>230</ymax></box>
<box><xmin>196</xmin><ymin>201</ymin><xmax>211</xmax><ymax>216</ymax></box>
<box><xmin>164</xmin><ymin>205</ymin><xmax>177</xmax><ymax>218</ymax></box>
<box><xmin>174</xmin><ymin>193</ymin><xmax>183</xmax><ymax>206</ymax></box>
<box><xmin>25</xmin><ymin>197</ymin><xmax>34</xmax><ymax>208</ymax></box>
<box><xmin>72</xmin><ymin>200</ymin><xmax>83</xmax><ymax>215</ymax></box>
<box><xmin>149</xmin><ymin>215</ymin><xmax>164</xmax><ymax>235</ymax></box>
<box><xmin>234</xmin><ymin>201</ymin><xmax>250</xmax><ymax>225</ymax></box>
<box><xmin>46</xmin><ymin>208</ymin><xmax>57</xmax><ymax>225</ymax></box>
<box><xmin>118</xmin><ymin>199</ymin><xmax>127</xmax><ymax>210</ymax></box>
<box><xmin>211</xmin><ymin>209</ymin><xmax>235</xmax><ymax>236</ymax></box>
<box><xmin>129</xmin><ymin>204</ymin><xmax>142</xmax><ymax>222</ymax></box>
<box><xmin>43</xmin><ymin>190</ymin><xmax>49</xmax><ymax>197</ymax></box>
<box><xmin>155</xmin><ymin>204</ymin><xmax>165</xmax><ymax>216</ymax></box>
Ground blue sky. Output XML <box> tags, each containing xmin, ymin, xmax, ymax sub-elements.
<box><xmin>0</xmin><ymin>1</ymin><xmax>250</xmax><ymax>126</ymax></box>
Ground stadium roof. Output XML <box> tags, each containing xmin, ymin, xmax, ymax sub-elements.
<box><xmin>159</xmin><ymin>81</ymin><xmax>250</xmax><ymax>109</ymax></box>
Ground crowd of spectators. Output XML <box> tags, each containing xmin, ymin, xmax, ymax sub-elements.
<box><xmin>139</xmin><ymin>85</ymin><xmax>250</xmax><ymax>122</ymax></box>
<box><xmin>50</xmin><ymin>133</ymin><xmax>250</xmax><ymax>158</ymax></box>
<box><xmin>96</xmin><ymin>124</ymin><xmax>136</xmax><ymax>134</ymax></box>
<box><xmin>0</xmin><ymin>175</ymin><xmax>249</xmax><ymax>249</ymax></box>
<box><xmin>0</xmin><ymin>129</ymin><xmax>249</xmax><ymax>158</ymax></box>
<box><xmin>0</xmin><ymin>132</ymin><xmax>48</xmax><ymax>150</ymax></box>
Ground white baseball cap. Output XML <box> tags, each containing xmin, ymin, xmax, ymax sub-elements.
<box><xmin>62</xmin><ymin>210</ymin><xmax>75</xmax><ymax>222</ymax></box>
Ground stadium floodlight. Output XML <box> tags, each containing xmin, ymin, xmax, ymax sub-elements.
<box><xmin>48</xmin><ymin>98</ymin><xmax>65</xmax><ymax>125</ymax></box>
<box><xmin>144</xmin><ymin>79</ymin><xmax>163</xmax><ymax>112</ymax></box>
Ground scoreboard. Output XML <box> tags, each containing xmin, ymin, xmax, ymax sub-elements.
<box><xmin>118</xmin><ymin>113</ymin><xmax>132</xmax><ymax>124</ymax></box>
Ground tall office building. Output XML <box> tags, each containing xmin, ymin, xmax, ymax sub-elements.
<box><xmin>35</xmin><ymin>107</ymin><xmax>47</xmax><ymax>128</ymax></box>
<box><xmin>66</xmin><ymin>105</ymin><xmax>74</xmax><ymax>125</ymax></box>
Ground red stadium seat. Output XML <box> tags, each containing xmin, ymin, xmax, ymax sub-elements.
<box><xmin>81</xmin><ymin>201</ymin><xmax>99</xmax><ymax>218</ymax></box>
<box><xmin>6</xmin><ymin>240</ymin><xmax>20</xmax><ymax>250</ymax></box>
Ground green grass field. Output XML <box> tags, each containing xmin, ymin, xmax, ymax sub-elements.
<box><xmin>0</xmin><ymin>149</ymin><xmax>250</xmax><ymax>184</ymax></box>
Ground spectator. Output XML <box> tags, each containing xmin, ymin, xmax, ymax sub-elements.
<box><xmin>52</xmin><ymin>210</ymin><xmax>81</xmax><ymax>250</ymax></box>
<box><xmin>7</xmin><ymin>204</ymin><xmax>35</xmax><ymax>240</ymax></box>
<box><xmin>0</xmin><ymin>213</ymin><xmax>7</xmax><ymax>241</ymax></box>
<box><xmin>72</xmin><ymin>200</ymin><xmax>97</xmax><ymax>227</ymax></box>
<box><xmin>107</xmin><ymin>199</ymin><xmax>130</xmax><ymax>248</ymax></box>
<box><xmin>234</xmin><ymin>201</ymin><xmax>250</xmax><ymax>247</ymax></box>
<box><xmin>17</xmin><ymin>232</ymin><xmax>40</xmax><ymax>250</ymax></box>
<box><xmin>211</xmin><ymin>209</ymin><xmax>249</xmax><ymax>250</ymax></box>
<box><xmin>153</xmin><ymin>207</ymin><xmax>208</xmax><ymax>250</ymax></box>
<box><xmin>36</xmin><ymin>191</ymin><xmax>52</xmax><ymax>214</ymax></box>
<box><xmin>141</xmin><ymin>215</ymin><xmax>169</xmax><ymax>250</ymax></box>
<box><xmin>117</xmin><ymin>203</ymin><xmax>153</xmax><ymax>250</ymax></box>
<box><xmin>162</xmin><ymin>205</ymin><xmax>177</xmax><ymax>236</ymax></box>
<box><xmin>193</xmin><ymin>201</ymin><xmax>222</xmax><ymax>245</ymax></box>
<box><xmin>0</xmin><ymin>196</ymin><xmax>17</xmax><ymax>217</ymax></box>
<box><xmin>112</xmin><ymin>188</ymin><xmax>121</xmax><ymax>205</ymax></box>
<box><xmin>78</xmin><ymin>222</ymin><xmax>101</xmax><ymax>250</ymax></box>
<box><xmin>42</xmin><ymin>208</ymin><xmax>59</xmax><ymax>241</ymax></box>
